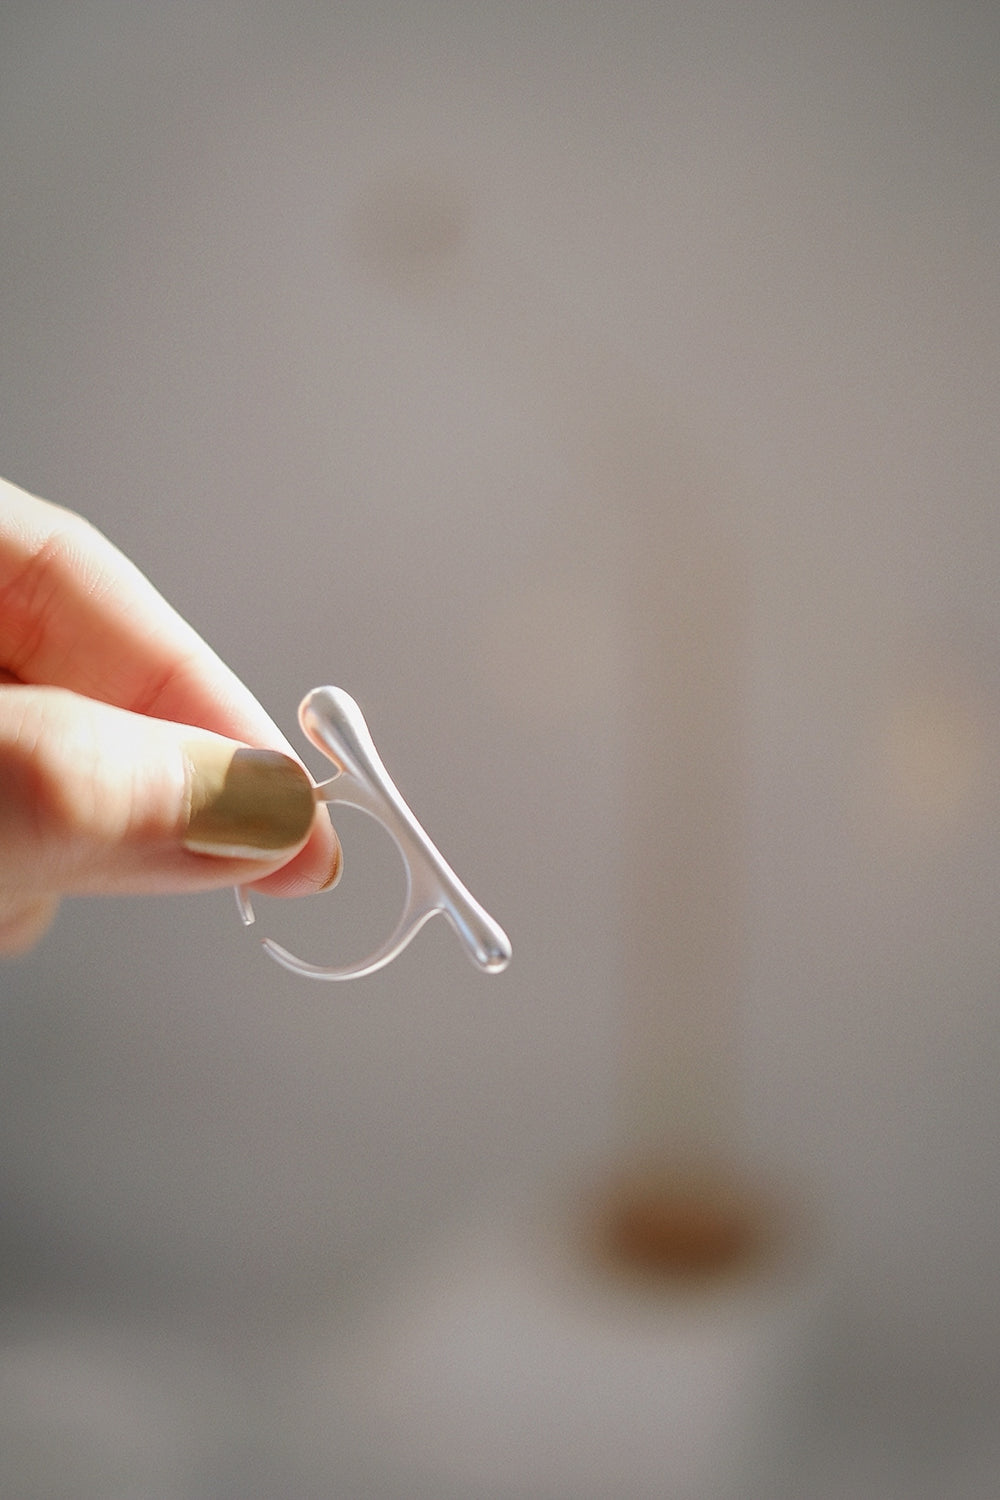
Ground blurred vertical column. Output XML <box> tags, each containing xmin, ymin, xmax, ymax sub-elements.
<box><xmin>570</xmin><ymin>386</ymin><xmax>769</xmax><ymax>1279</ymax></box>
<box><xmin>277</xmin><ymin>174</ymin><xmax>823</xmax><ymax>1500</ymax></box>
<box><xmin>390</xmin><ymin>180</ymin><xmax>771</xmax><ymax>1264</ymax></box>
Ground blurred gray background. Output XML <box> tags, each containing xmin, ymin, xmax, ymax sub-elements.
<box><xmin>2</xmin><ymin>1</ymin><xmax>999</xmax><ymax>1495</ymax></box>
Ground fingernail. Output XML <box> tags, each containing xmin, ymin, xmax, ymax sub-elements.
<box><xmin>320</xmin><ymin>829</ymin><xmax>344</xmax><ymax>891</ymax></box>
<box><xmin>183</xmin><ymin>744</ymin><xmax>316</xmax><ymax>859</ymax></box>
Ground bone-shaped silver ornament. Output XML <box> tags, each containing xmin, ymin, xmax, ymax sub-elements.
<box><xmin>237</xmin><ymin>687</ymin><xmax>512</xmax><ymax>980</ymax></box>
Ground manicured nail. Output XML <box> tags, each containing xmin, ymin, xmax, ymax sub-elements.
<box><xmin>183</xmin><ymin>744</ymin><xmax>315</xmax><ymax>859</ymax></box>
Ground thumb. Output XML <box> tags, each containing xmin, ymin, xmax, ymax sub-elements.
<box><xmin>0</xmin><ymin>686</ymin><xmax>329</xmax><ymax>946</ymax></box>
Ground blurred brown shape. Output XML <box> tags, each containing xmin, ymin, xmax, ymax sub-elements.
<box><xmin>586</xmin><ymin>1167</ymin><xmax>787</xmax><ymax>1284</ymax></box>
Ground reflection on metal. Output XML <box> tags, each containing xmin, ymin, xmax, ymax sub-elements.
<box><xmin>238</xmin><ymin>687</ymin><xmax>511</xmax><ymax>981</ymax></box>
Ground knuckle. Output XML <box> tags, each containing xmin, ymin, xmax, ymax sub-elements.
<box><xmin>0</xmin><ymin>691</ymin><xmax>118</xmax><ymax>866</ymax></box>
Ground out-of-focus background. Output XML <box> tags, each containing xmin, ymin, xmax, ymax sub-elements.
<box><xmin>2</xmin><ymin>2</ymin><xmax>999</xmax><ymax>1495</ymax></box>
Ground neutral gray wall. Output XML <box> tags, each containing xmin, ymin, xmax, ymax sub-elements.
<box><xmin>2</xmin><ymin>0</ymin><xmax>999</xmax><ymax>1489</ymax></box>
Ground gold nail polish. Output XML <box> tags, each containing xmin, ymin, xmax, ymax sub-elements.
<box><xmin>183</xmin><ymin>744</ymin><xmax>315</xmax><ymax>859</ymax></box>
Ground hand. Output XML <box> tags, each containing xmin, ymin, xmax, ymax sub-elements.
<box><xmin>0</xmin><ymin>477</ymin><xmax>341</xmax><ymax>953</ymax></box>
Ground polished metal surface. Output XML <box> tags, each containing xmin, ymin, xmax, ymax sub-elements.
<box><xmin>238</xmin><ymin>687</ymin><xmax>512</xmax><ymax>980</ymax></box>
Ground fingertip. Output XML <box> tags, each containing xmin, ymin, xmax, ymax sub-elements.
<box><xmin>320</xmin><ymin>826</ymin><xmax>344</xmax><ymax>890</ymax></box>
<box><xmin>245</xmin><ymin>804</ymin><xmax>342</xmax><ymax>898</ymax></box>
<box><xmin>182</xmin><ymin>745</ymin><xmax>316</xmax><ymax>859</ymax></box>
<box><xmin>0</xmin><ymin>894</ymin><xmax>59</xmax><ymax>955</ymax></box>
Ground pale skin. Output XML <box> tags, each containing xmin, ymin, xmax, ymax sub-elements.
<box><xmin>0</xmin><ymin>476</ymin><xmax>341</xmax><ymax>953</ymax></box>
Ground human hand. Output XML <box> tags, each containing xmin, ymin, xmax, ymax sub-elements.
<box><xmin>0</xmin><ymin>477</ymin><xmax>341</xmax><ymax>953</ymax></box>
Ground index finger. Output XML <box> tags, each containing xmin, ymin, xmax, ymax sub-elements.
<box><xmin>0</xmin><ymin>477</ymin><xmax>284</xmax><ymax>742</ymax></box>
<box><xmin>0</xmin><ymin>477</ymin><xmax>340</xmax><ymax>896</ymax></box>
